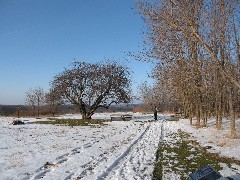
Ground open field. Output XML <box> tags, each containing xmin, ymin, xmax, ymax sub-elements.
<box><xmin>0</xmin><ymin>113</ymin><xmax>240</xmax><ymax>179</ymax></box>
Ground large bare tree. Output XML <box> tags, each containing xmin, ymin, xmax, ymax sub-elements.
<box><xmin>51</xmin><ymin>61</ymin><xmax>132</xmax><ymax>119</ymax></box>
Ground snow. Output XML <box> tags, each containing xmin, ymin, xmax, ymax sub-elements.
<box><xmin>179</xmin><ymin>118</ymin><xmax>240</xmax><ymax>162</ymax></box>
<box><xmin>0</xmin><ymin>113</ymin><xmax>240</xmax><ymax>179</ymax></box>
<box><xmin>178</xmin><ymin>117</ymin><xmax>240</xmax><ymax>177</ymax></box>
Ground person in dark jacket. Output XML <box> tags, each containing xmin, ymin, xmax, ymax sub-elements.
<box><xmin>154</xmin><ymin>106</ymin><xmax>158</xmax><ymax>120</ymax></box>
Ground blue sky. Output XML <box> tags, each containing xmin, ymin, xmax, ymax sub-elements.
<box><xmin>0</xmin><ymin>0</ymin><xmax>154</xmax><ymax>105</ymax></box>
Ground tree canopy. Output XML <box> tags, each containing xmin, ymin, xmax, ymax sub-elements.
<box><xmin>51</xmin><ymin>61</ymin><xmax>132</xmax><ymax>119</ymax></box>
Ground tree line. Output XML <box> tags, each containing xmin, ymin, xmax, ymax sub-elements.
<box><xmin>137</xmin><ymin>0</ymin><xmax>240</xmax><ymax>138</ymax></box>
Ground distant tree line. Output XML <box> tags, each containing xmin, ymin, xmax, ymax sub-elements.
<box><xmin>137</xmin><ymin>0</ymin><xmax>240</xmax><ymax>138</ymax></box>
<box><xmin>25</xmin><ymin>86</ymin><xmax>63</xmax><ymax>117</ymax></box>
<box><xmin>0</xmin><ymin>105</ymin><xmax>26</xmax><ymax>116</ymax></box>
<box><xmin>0</xmin><ymin>104</ymin><xmax>141</xmax><ymax>117</ymax></box>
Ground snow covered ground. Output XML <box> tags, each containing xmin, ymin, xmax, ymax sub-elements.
<box><xmin>179</xmin><ymin>118</ymin><xmax>240</xmax><ymax>161</ymax></box>
<box><xmin>179</xmin><ymin>117</ymin><xmax>240</xmax><ymax>178</ymax></box>
<box><xmin>0</xmin><ymin>113</ymin><xmax>240</xmax><ymax>179</ymax></box>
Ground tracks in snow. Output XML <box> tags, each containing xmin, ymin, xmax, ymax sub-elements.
<box><xmin>28</xmin><ymin>121</ymin><xmax>164</xmax><ymax>180</ymax></box>
<box><xmin>98</xmin><ymin>121</ymin><xmax>164</xmax><ymax>180</ymax></box>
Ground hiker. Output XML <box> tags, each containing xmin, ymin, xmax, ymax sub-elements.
<box><xmin>154</xmin><ymin>106</ymin><xmax>158</xmax><ymax>120</ymax></box>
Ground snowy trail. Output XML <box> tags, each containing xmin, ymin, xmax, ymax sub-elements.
<box><xmin>28</xmin><ymin>121</ymin><xmax>163</xmax><ymax>180</ymax></box>
<box><xmin>99</xmin><ymin>121</ymin><xmax>163</xmax><ymax>180</ymax></box>
<box><xmin>0</xmin><ymin>114</ymin><xmax>169</xmax><ymax>180</ymax></box>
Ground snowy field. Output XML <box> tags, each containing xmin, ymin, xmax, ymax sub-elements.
<box><xmin>0</xmin><ymin>113</ymin><xmax>240</xmax><ymax>179</ymax></box>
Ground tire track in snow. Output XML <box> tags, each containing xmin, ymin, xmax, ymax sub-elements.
<box><xmin>29</xmin><ymin>140</ymin><xmax>103</xmax><ymax>180</ymax></box>
<box><xmin>69</xmin><ymin>124</ymin><xmax>149</xmax><ymax>179</ymax></box>
<box><xmin>28</xmin><ymin>123</ymin><xmax>143</xmax><ymax>180</ymax></box>
<box><xmin>97</xmin><ymin>124</ymin><xmax>151</xmax><ymax>179</ymax></box>
<box><xmin>98</xmin><ymin>121</ymin><xmax>163</xmax><ymax>180</ymax></box>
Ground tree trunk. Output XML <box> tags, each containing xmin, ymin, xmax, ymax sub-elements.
<box><xmin>189</xmin><ymin>103</ymin><xmax>193</xmax><ymax>125</ymax></box>
<box><xmin>217</xmin><ymin>97</ymin><xmax>223</xmax><ymax>130</ymax></box>
<box><xmin>196</xmin><ymin>90</ymin><xmax>201</xmax><ymax>127</ymax></box>
<box><xmin>196</xmin><ymin>104</ymin><xmax>201</xmax><ymax>127</ymax></box>
<box><xmin>228</xmin><ymin>87</ymin><xmax>237</xmax><ymax>138</ymax></box>
<box><xmin>215</xmin><ymin>108</ymin><xmax>219</xmax><ymax>128</ymax></box>
<box><xmin>216</xmin><ymin>80</ymin><xmax>223</xmax><ymax>130</ymax></box>
<box><xmin>82</xmin><ymin>113</ymin><xmax>86</xmax><ymax>120</ymax></box>
<box><xmin>37</xmin><ymin>96</ymin><xmax>40</xmax><ymax>118</ymax></box>
<box><xmin>86</xmin><ymin>112</ymin><xmax>92</xmax><ymax>120</ymax></box>
<box><xmin>203</xmin><ymin>111</ymin><xmax>207</xmax><ymax>127</ymax></box>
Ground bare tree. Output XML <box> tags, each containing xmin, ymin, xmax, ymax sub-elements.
<box><xmin>138</xmin><ymin>76</ymin><xmax>178</xmax><ymax>113</ymax></box>
<box><xmin>25</xmin><ymin>87</ymin><xmax>45</xmax><ymax>117</ymax></box>
<box><xmin>138</xmin><ymin>82</ymin><xmax>158</xmax><ymax>111</ymax></box>
<box><xmin>45</xmin><ymin>88</ymin><xmax>63</xmax><ymax>116</ymax></box>
<box><xmin>51</xmin><ymin>61</ymin><xmax>132</xmax><ymax>119</ymax></box>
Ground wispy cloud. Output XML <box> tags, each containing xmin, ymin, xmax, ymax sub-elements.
<box><xmin>0</xmin><ymin>27</ymin><xmax>33</xmax><ymax>40</ymax></box>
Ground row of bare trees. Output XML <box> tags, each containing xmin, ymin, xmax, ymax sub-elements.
<box><xmin>138</xmin><ymin>0</ymin><xmax>240</xmax><ymax>137</ymax></box>
<box><xmin>25</xmin><ymin>87</ymin><xmax>63</xmax><ymax>117</ymax></box>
